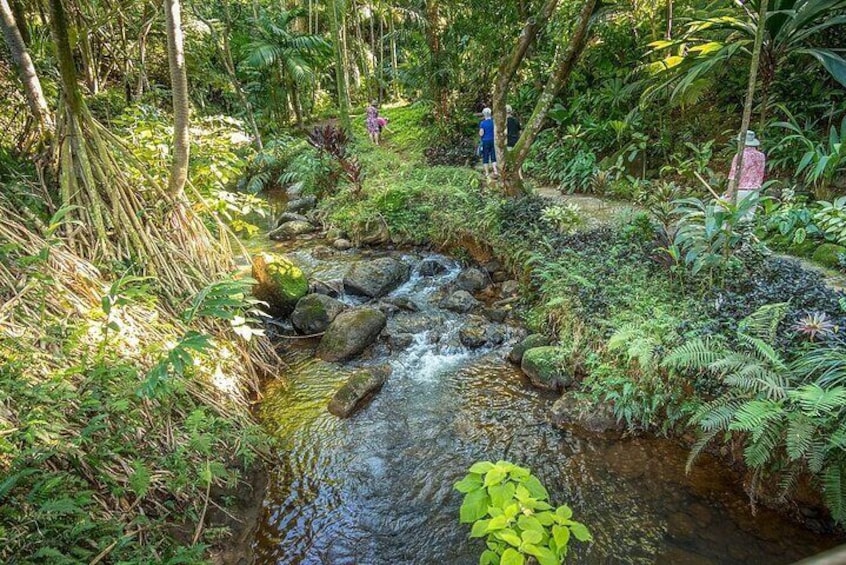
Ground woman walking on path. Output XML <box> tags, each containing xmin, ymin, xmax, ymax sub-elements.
<box><xmin>479</xmin><ymin>107</ymin><xmax>498</xmax><ymax>179</ymax></box>
<box><xmin>366</xmin><ymin>100</ymin><xmax>381</xmax><ymax>145</ymax></box>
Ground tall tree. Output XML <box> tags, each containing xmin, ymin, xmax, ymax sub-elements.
<box><xmin>492</xmin><ymin>0</ymin><xmax>598</xmax><ymax>195</ymax></box>
<box><xmin>329</xmin><ymin>0</ymin><xmax>351</xmax><ymax>129</ymax></box>
<box><xmin>727</xmin><ymin>0</ymin><xmax>769</xmax><ymax>203</ymax></box>
<box><xmin>425</xmin><ymin>0</ymin><xmax>447</xmax><ymax>121</ymax></box>
<box><xmin>0</xmin><ymin>0</ymin><xmax>53</xmax><ymax>136</ymax></box>
<box><xmin>164</xmin><ymin>0</ymin><xmax>190</xmax><ymax>198</ymax></box>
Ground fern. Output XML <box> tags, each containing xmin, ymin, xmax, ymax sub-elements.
<box><xmin>738</xmin><ymin>302</ymin><xmax>790</xmax><ymax>341</ymax></box>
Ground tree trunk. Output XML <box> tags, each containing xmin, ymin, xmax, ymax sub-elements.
<box><xmin>164</xmin><ymin>0</ymin><xmax>190</xmax><ymax>198</ymax></box>
<box><xmin>666</xmin><ymin>0</ymin><xmax>673</xmax><ymax>40</ymax></box>
<box><xmin>9</xmin><ymin>0</ymin><xmax>27</xmax><ymax>44</ymax></box>
<box><xmin>389</xmin><ymin>11</ymin><xmax>398</xmax><ymax>98</ymax></box>
<box><xmin>329</xmin><ymin>0</ymin><xmax>351</xmax><ymax>129</ymax></box>
<box><xmin>0</xmin><ymin>0</ymin><xmax>53</xmax><ymax>135</ymax></box>
<box><xmin>496</xmin><ymin>0</ymin><xmax>596</xmax><ymax>195</ymax></box>
<box><xmin>727</xmin><ymin>0</ymin><xmax>768</xmax><ymax>203</ymax></box>
<box><xmin>425</xmin><ymin>0</ymin><xmax>447</xmax><ymax>122</ymax></box>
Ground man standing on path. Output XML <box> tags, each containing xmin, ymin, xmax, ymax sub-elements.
<box><xmin>479</xmin><ymin>107</ymin><xmax>498</xmax><ymax>179</ymax></box>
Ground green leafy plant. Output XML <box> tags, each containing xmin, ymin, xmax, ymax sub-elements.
<box><xmin>455</xmin><ymin>461</ymin><xmax>591</xmax><ymax>565</ymax></box>
<box><xmin>672</xmin><ymin>195</ymin><xmax>758</xmax><ymax>280</ymax></box>
<box><xmin>773</xmin><ymin>115</ymin><xmax>846</xmax><ymax>194</ymax></box>
<box><xmin>814</xmin><ymin>196</ymin><xmax>846</xmax><ymax>245</ymax></box>
<box><xmin>541</xmin><ymin>204</ymin><xmax>585</xmax><ymax>234</ymax></box>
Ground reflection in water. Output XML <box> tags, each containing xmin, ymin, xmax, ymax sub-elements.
<box><xmin>253</xmin><ymin>252</ymin><xmax>839</xmax><ymax>564</ymax></box>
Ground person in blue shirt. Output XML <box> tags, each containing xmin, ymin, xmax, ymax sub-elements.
<box><xmin>479</xmin><ymin>107</ymin><xmax>498</xmax><ymax>179</ymax></box>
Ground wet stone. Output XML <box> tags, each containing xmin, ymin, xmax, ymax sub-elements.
<box><xmin>310</xmin><ymin>279</ymin><xmax>342</xmax><ymax>298</ymax></box>
<box><xmin>270</xmin><ymin>220</ymin><xmax>316</xmax><ymax>240</ymax></box>
<box><xmin>291</xmin><ymin>294</ymin><xmax>346</xmax><ymax>335</ymax></box>
<box><xmin>440</xmin><ymin>290</ymin><xmax>480</xmax><ymax>314</ymax></box>
<box><xmin>286</xmin><ymin>195</ymin><xmax>317</xmax><ymax>214</ymax></box>
<box><xmin>317</xmin><ymin>308</ymin><xmax>387</xmax><ymax>362</ymax></box>
<box><xmin>455</xmin><ymin>268</ymin><xmax>488</xmax><ymax>293</ymax></box>
<box><xmin>418</xmin><ymin>258</ymin><xmax>447</xmax><ymax>276</ymax></box>
<box><xmin>344</xmin><ymin>257</ymin><xmax>410</xmax><ymax>298</ymax></box>
<box><xmin>501</xmin><ymin>280</ymin><xmax>520</xmax><ymax>297</ymax></box>
<box><xmin>327</xmin><ymin>364</ymin><xmax>391</xmax><ymax>418</ymax></box>
<box><xmin>483</xmin><ymin>307</ymin><xmax>508</xmax><ymax>323</ymax></box>
<box><xmin>276</xmin><ymin>212</ymin><xmax>309</xmax><ymax>226</ymax></box>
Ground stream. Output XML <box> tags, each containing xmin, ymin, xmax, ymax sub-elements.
<box><xmin>249</xmin><ymin>239</ymin><xmax>840</xmax><ymax>564</ymax></box>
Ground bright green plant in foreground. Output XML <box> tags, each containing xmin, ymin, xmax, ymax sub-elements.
<box><xmin>455</xmin><ymin>461</ymin><xmax>591</xmax><ymax>565</ymax></box>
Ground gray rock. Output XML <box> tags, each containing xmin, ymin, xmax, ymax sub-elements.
<box><xmin>344</xmin><ymin>257</ymin><xmax>410</xmax><ymax>298</ymax></box>
<box><xmin>483</xmin><ymin>307</ymin><xmax>508</xmax><ymax>323</ymax></box>
<box><xmin>456</xmin><ymin>268</ymin><xmax>488</xmax><ymax>293</ymax></box>
<box><xmin>501</xmin><ymin>280</ymin><xmax>520</xmax><ymax>297</ymax></box>
<box><xmin>310</xmin><ymin>279</ymin><xmax>342</xmax><ymax>298</ymax></box>
<box><xmin>388</xmin><ymin>332</ymin><xmax>414</xmax><ymax>350</ymax></box>
<box><xmin>276</xmin><ymin>212</ymin><xmax>309</xmax><ymax>226</ymax></box>
<box><xmin>333</xmin><ymin>238</ymin><xmax>353</xmax><ymax>250</ymax></box>
<box><xmin>291</xmin><ymin>294</ymin><xmax>346</xmax><ymax>334</ymax></box>
<box><xmin>419</xmin><ymin>258</ymin><xmax>448</xmax><ymax>276</ymax></box>
<box><xmin>492</xmin><ymin>271</ymin><xmax>509</xmax><ymax>283</ymax></box>
<box><xmin>383</xmin><ymin>296</ymin><xmax>419</xmax><ymax>312</ymax></box>
<box><xmin>376</xmin><ymin>301</ymin><xmax>400</xmax><ymax>317</ymax></box>
<box><xmin>551</xmin><ymin>392</ymin><xmax>620</xmax><ymax>433</ymax></box>
<box><xmin>508</xmin><ymin>334</ymin><xmax>551</xmax><ymax>364</ymax></box>
<box><xmin>440</xmin><ymin>290</ymin><xmax>480</xmax><ymax>314</ymax></box>
<box><xmin>459</xmin><ymin>317</ymin><xmax>506</xmax><ymax>349</ymax></box>
<box><xmin>521</xmin><ymin>346</ymin><xmax>572</xmax><ymax>391</ymax></box>
<box><xmin>270</xmin><ymin>220</ymin><xmax>315</xmax><ymax>240</ymax></box>
<box><xmin>483</xmin><ymin>259</ymin><xmax>503</xmax><ymax>274</ymax></box>
<box><xmin>389</xmin><ymin>312</ymin><xmax>444</xmax><ymax>335</ymax></box>
<box><xmin>287</xmin><ymin>195</ymin><xmax>317</xmax><ymax>214</ymax></box>
<box><xmin>317</xmin><ymin>308</ymin><xmax>387</xmax><ymax>362</ymax></box>
<box><xmin>328</xmin><ymin>364</ymin><xmax>391</xmax><ymax>418</ymax></box>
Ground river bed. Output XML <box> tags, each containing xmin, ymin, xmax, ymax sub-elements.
<box><xmin>249</xmin><ymin>240</ymin><xmax>840</xmax><ymax>564</ymax></box>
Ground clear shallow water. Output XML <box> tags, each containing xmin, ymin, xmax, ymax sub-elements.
<box><xmin>253</xmin><ymin>247</ymin><xmax>840</xmax><ymax>564</ymax></box>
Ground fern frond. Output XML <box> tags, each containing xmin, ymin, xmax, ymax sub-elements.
<box><xmin>823</xmin><ymin>465</ymin><xmax>846</xmax><ymax>523</ymax></box>
<box><xmin>662</xmin><ymin>338</ymin><xmax>724</xmax><ymax>371</ymax></box>
<box><xmin>728</xmin><ymin>399</ymin><xmax>784</xmax><ymax>436</ymax></box>
<box><xmin>743</xmin><ymin>422</ymin><xmax>783</xmax><ymax>469</ymax></box>
<box><xmin>686</xmin><ymin>430</ymin><xmax>719</xmax><ymax>473</ymax></box>
<box><xmin>739</xmin><ymin>302</ymin><xmax>790</xmax><ymax>341</ymax></box>
<box><xmin>785</xmin><ymin>413</ymin><xmax>816</xmax><ymax>462</ymax></box>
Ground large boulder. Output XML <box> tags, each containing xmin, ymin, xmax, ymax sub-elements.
<box><xmin>440</xmin><ymin>290</ymin><xmax>480</xmax><ymax>313</ymax></box>
<box><xmin>455</xmin><ymin>268</ymin><xmax>488</xmax><ymax>293</ymax></box>
<box><xmin>328</xmin><ymin>364</ymin><xmax>392</xmax><ymax>418</ymax></box>
<box><xmin>317</xmin><ymin>308</ymin><xmax>387</xmax><ymax>362</ymax></box>
<box><xmin>521</xmin><ymin>346</ymin><xmax>573</xmax><ymax>391</ymax></box>
<box><xmin>551</xmin><ymin>392</ymin><xmax>620</xmax><ymax>433</ymax></box>
<box><xmin>251</xmin><ymin>253</ymin><xmax>308</xmax><ymax>317</ymax></box>
<box><xmin>508</xmin><ymin>334</ymin><xmax>551</xmax><ymax>365</ymax></box>
<box><xmin>344</xmin><ymin>257</ymin><xmax>410</xmax><ymax>298</ymax></box>
<box><xmin>291</xmin><ymin>294</ymin><xmax>346</xmax><ymax>334</ymax></box>
<box><xmin>270</xmin><ymin>220</ymin><xmax>315</xmax><ymax>240</ymax></box>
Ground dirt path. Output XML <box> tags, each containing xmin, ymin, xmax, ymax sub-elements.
<box><xmin>533</xmin><ymin>185</ymin><xmax>640</xmax><ymax>227</ymax></box>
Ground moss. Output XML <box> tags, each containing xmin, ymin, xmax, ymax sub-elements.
<box><xmin>521</xmin><ymin>346</ymin><xmax>572</xmax><ymax>391</ymax></box>
<box><xmin>251</xmin><ymin>253</ymin><xmax>308</xmax><ymax>316</ymax></box>
<box><xmin>812</xmin><ymin>243</ymin><xmax>846</xmax><ymax>269</ymax></box>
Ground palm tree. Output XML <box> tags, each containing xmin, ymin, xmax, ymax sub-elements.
<box><xmin>0</xmin><ymin>0</ymin><xmax>53</xmax><ymax>137</ymax></box>
<box><xmin>647</xmin><ymin>0</ymin><xmax>846</xmax><ymax>127</ymax></box>
<box><xmin>243</xmin><ymin>7</ymin><xmax>329</xmax><ymax>128</ymax></box>
<box><xmin>164</xmin><ymin>0</ymin><xmax>190</xmax><ymax>198</ymax></box>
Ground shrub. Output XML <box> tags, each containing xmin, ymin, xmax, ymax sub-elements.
<box><xmin>455</xmin><ymin>460</ymin><xmax>591</xmax><ymax>565</ymax></box>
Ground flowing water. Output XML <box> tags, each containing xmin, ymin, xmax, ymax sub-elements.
<box><xmin>252</xmin><ymin>243</ymin><xmax>840</xmax><ymax>564</ymax></box>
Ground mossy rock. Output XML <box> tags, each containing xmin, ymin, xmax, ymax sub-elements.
<box><xmin>812</xmin><ymin>243</ymin><xmax>846</xmax><ymax>269</ymax></box>
<box><xmin>521</xmin><ymin>346</ymin><xmax>572</xmax><ymax>391</ymax></box>
<box><xmin>327</xmin><ymin>365</ymin><xmax>391</xmax><ymax>418</ymax></box>
<box><xmin>317</xmin><ymin>308</ymin><xmax>387</xmax><ymax>362</ymax></box>
<box><xmin>251</xmin><ymin>253</ymin><xmax>308</xmax><ymax>317</ymax></box>
<box><xmin>508</xmin><ymin>334</ymin><xmax>551</xmax><ymax>365</ymax></box>
<box><xmin>291</xmin><ymin>294</ymin><xmax>346</xmax><ymax>334</ymax></box>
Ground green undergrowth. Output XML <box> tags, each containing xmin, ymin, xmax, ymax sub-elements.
<box><xmin>0</xmin><ymin>248</ymin><xmax>271</xmax><ymax>563</ymax></box>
